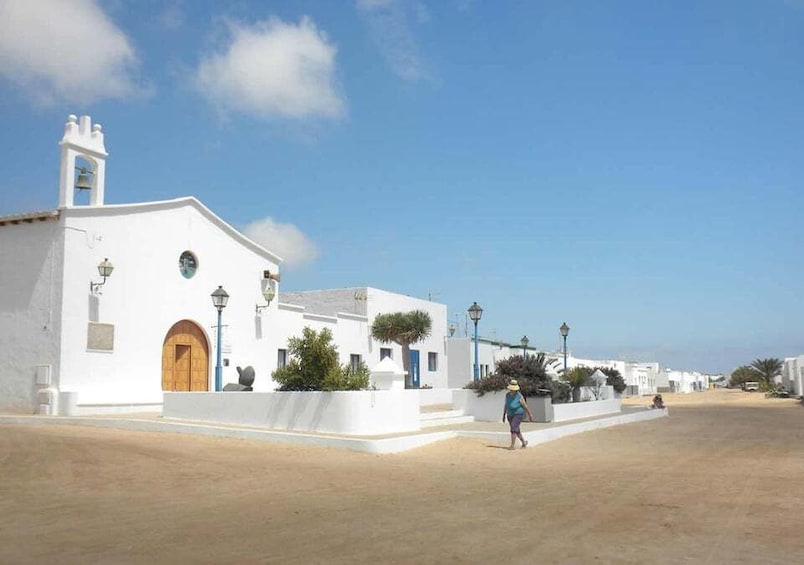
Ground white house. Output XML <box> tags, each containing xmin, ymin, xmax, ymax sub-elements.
<box><xmin>279</xmin><ymin>287</ymin><xmax>449</xmax><ymax>388</ymax></box>
<box><xmin>445</xmin><ymin>336</ymin><xmax>558</xmax><ymax>388</ymax></box>
<box><xmin>0</xmin><ymin>115</ymin><xmax>451</xmax><ymax>416</ymax></box>
<box><xmin>660</xmin><ymin>369</ymin><xmax>710</xmax><ymax>393</ymax></box>
<box><xmin>782</xmin><ymin>356</ymin><xmax>804</xmax><ymax>397</ymax></box>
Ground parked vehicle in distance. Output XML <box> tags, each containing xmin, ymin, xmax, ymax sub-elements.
<box><xmin>742</xmin><ymin>381</ymin><xmax>760</xmax><ymax>392</ymax></box>
<box><xmin>766</xmin><ymin>388</ymin><xmax>790</xmax><ymax>399</ymax></box>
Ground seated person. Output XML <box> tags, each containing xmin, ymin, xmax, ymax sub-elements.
<box><xmin>651</xmin><ymin>394</ymin><xmax>665</xmax><ymax>409</ymax></box>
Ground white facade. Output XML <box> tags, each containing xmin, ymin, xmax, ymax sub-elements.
<box><xmin>281</xmin><ymin>287</ymin><xmax>449</xmax><ymax>388</ymax></box>
<box><xmin>0</xmin><ymin>115</ymin><xmax>451</xmax><ymax>415</ymax></box>
<box><xmin>445</xmin><ymin>337</ymin><xmax>547</xmax><ymax>388</ymax></box>
<box><xmin>661</xmin><ymin>369</ymin><xmax>710</xmax><ymax>393</ymax></box>
<box><xmin>782</xmin><ymin>356</ymin><xmax>804</xmax><ymax>396</ymax></box>
<box><xmin>0</xmin><ymin>195</ymin><xmax>285</xmax><ymax>413</ymax></box>
<box><xmin>551</xmin><ymin>355</ymin><xmax>658</xmax><ymax>396</ymax></box>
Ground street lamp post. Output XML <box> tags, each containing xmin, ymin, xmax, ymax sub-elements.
<box><xmin>559</xmin><ymin>322</ymin><xmax>570</xmax><ymax>372</ymax></box>
<box><xmin>468</xmin><ymin>302</ymin><xmax>483</xmax><ymax>381</ymax></box>
<box><xmin>211</xmin><ymin>286</ymin><xmax>230</xmax><ymax>392</ymax></box>
<box><xmin>521</xmin><ymin>335</ymin><xmax>529</xmax><ymax>359</ymax></box>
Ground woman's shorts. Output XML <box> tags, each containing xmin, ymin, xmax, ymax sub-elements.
<box><xmin>508</xmin><ymin>413</ymin><xmax>523</xmax><ymax>434</ymax></box>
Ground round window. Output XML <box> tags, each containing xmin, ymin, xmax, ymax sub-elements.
<box><xmin>179</xmin><ymin>251</ymin><xmax>198</xmax><ymax>279</ymax></box>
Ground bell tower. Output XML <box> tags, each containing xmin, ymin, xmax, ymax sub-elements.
<box><xmin>58</xmin><ymin>114</ymin><xmax>108</xmax><ymax>208</ymax></box>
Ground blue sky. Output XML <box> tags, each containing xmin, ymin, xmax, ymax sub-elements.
<box><xmin>1</xmin><ymin>0</ymin><xmax>803</xmax><ymax>374</ymax></box>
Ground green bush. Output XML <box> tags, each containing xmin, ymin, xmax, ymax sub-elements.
<box><xmin>322</xmin><ymin>361</ymin><xmax>370</xmax><ymax>391</ymax></box>
<box><xmin>466</xmin><ymin>353</ymin><xmax>562</xmax><ymax>401</ymax></box>
<box><xmin>562</xmin><ymin>366</ymin><xmax>594</xmax><ymax>402</ymax></box>
<box><xmin>593</xmin><ymin>366</ymin><xmax>627</xmax><ymax>394</ymax></box>
<box><xmin>272</xmin><ymin>327</ymin><xmax>368</xmax><ymax>391</ymax></box>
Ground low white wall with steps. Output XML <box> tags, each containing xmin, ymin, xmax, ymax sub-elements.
<box><xmin>420</xmin><ymin>409</ymin><xmax>475</xmax><ymax>428</ymax></box>
<box><xmin>163</xmin><ymin>390</ymin><xmax>420</xmax><ymax>436</ymax></box>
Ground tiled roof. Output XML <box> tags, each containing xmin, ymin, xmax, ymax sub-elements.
<box><xmin>0</xmin><ymin>209</ymin><xmax>60</xmax><ymax>226</ymax></box>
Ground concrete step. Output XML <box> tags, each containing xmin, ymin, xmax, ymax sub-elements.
<box><xmin>420</xmin><ymin>409</ymin><xmax>464</xmax><ymax>421</ymax></box>
<box><xmin>420</xmin><ymin>410</ymin><xmax>475</xmax><ymax>428</ymax></box>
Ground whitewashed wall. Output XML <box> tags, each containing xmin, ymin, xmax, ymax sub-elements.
<box><xmin>57</xmin><ymin>199</ymin><xmax>280</xmax><ymax>408</ymax></box>
<box><xmin>453</xmin><ymin>389</ymin><xmax>506</xmax><ymax>422</ymax></box>
<box><xmin>782</xmin><ymin>356</ymin><xmax>804</xmax><ymax>396</ymax></box>
<box><xmin>553</xmin><ymin>398</ymin><xmax>621</xmax><ymax>422</ymax></box>
<box><xmin>453</xmin><ymin>389</ymin><xmax>621</xmax><ymax>423</ymax></box>
<box><xmin>0</xmin><ymin>218</ymin><xmax>63</xmax><ymax>413</ymax></box>
<box><xmin>263</xmin><ymin>304</ymin><xmax>370</xmax><ymax>391</ymax></box>
<box><xmin>163</xmin><ymin>390</ymin><xmax>421</xmax><ymax>435</ymax></box>
<box><xmin>446</xmin><ymin>338</ymin><xmax>472</xmax><ymax>388</ymax></box>
<box><xmin>367</xmin><ymin>287</ymin><xmax>449</xmax><ymax>389</ymax></box>
<box><xmin>282</xmin><ymin>287</ymin><xmax>450</xmax><ymax>389</ymax></box>
<box><xmin>418</xmin><ymin>387</ymin><xmax>455</xmax><ymax>406</ymax></box>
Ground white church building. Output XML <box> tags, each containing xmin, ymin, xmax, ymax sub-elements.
<box><xmin>0</xmin><ymin>115</ymin><xmax>449</xmax><ymax>416</ymax></box>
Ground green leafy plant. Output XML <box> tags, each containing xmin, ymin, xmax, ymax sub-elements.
<box><xmin>322</xmin><ymin>361</ymin><xmax>370</xmax><ymax>391</ymax></box>
<box><xmin>593</xmin><ymin>366</ymin><xmax>627</xmax><ymax>394</ymax></box>
<box><xmin>466</xmin><ymin>353</ymin><xmax>563</xmax><ymax>400</ymax></box>
<box><xmin>272</xmin><ymin>327</ymin><xmax>367</xmax><ymax>391</ymax></box>
<box><xmin>562</xmin><ymin>366</ymin><xmax>594</xmax><ymax>402</ymax></box>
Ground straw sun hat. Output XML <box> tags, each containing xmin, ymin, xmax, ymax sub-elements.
<box><xmin>507</xmin><ymin>380</ymin><xmax>520</xmax><ymax>391</ymax></box>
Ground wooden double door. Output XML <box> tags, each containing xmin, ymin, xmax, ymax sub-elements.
<box><xmin>162</xmin><ymin>320</ymin><xmax>210</xmax><ymax>391</ymax></box>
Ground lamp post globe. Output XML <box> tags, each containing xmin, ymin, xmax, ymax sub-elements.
<box><xmin>468</xmin><ymin>302</ymin><xmax>483</xmax><ymax>381</ymax></box>
<box><xmin>211</xmin><ymin>286</ymin><xmax>229</xmax><ymax>391</ymax></box>
<box><xmin>559</xmin><ymin>322</ymin><xmax>570</xmax><ymax>372</ymax></box>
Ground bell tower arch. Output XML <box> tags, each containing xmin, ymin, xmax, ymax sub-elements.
<box><xmin>58</xmin><ymin>114</ymin><xmax>108</xmax><ymax>208</ymax></box>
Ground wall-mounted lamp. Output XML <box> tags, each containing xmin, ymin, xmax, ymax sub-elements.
<box><xmin>256</xmin><ymin>270</ymin><xmax>280</xmax><ymax>314</ymax></box>
<box><xmin>75</xmin><ymin>166</ymin><xmax>94</xmax><ymax>190</ymax></box>
<box><xmin>256</xmin><ymin>284</ymin><xmax>276</xmax><ymax>314</ymax></box>
<box><xmin>90</xmin><ymin>258</ymin><xmax>114</xmax><ymax>293</ymax></box>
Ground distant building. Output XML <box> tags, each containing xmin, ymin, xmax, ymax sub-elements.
<box><xmin>782</xmin><ymin>356</ymin><xmax>804</xmax><ymax>396</ymax></box>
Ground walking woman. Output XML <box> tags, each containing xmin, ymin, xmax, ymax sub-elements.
<box><xmin>502</xmin><ymin>380</ymin><xmax>533</xmax><ymax>450</ymax></box>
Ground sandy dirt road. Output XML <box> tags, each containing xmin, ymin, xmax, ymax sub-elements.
<box><xmin>1</xmin><ymin>389</ymin><xmax>802</xmax><ymax>564</ymax></box>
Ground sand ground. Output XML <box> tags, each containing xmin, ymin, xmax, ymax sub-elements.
<box><xmin>1</xmin><ymin>389</ymin><xmax>803</xmax><ymax>564</ymax></box>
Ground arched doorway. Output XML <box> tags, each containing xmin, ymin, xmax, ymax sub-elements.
<box><xmin>162</xmin><ymin>320</ymin><xmax>210</xmax><ymax>391</ymax></box>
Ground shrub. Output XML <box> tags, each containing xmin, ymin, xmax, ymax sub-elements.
<box><xmin>562</xmin><ymin>366</ymin><xmax>594</xmax><ymax>402</ymax></box>
<box><xmin>272</xmin><ymin>327</ymin><xmax>368</xmax><ymax>391</ymax></box>
<box><xmin>322</xmin><ymin>361</ymin><xmax>370</xmax><ymax>391</ymax></box>
<box><xmin>593</xmin><ymin>366</ymin><xmax>627</xmax><ymax>394</ymax></box>
<box><xmin>466</xmin><ymin>353</ymin><xmax>560</xmax><ymax>400</ymax></box>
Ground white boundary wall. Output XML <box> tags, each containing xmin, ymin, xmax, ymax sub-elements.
<box><xmin>419</xmin><ymin>387</ymin><xmax>456</xmax><ymax>406</ymax></box>
<box><xmin>163</xmin><ymin>390</ymin><xmax>420</xmax><ymax>435</ymax></box>
<box><xmin>453</xmin><ymin>389</ymin><xmax>622</xmax><ymax>422</ymax></box>
<box><xmin>553</xmin><ymin>398</ymin><xmax>621</xmax><ymax>422</ymax></box>
<box><xmin>452</xmin><ymin>389</ymin><xmax>506</xmax><ymax>422</ymax></box>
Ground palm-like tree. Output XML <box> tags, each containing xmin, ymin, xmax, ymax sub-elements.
<box><xmin>749</xmin><ymin>358</ymin><xmax>783</xmax><ymax>390</ymax></box>
<box><xmin>371</xmin><ymin>310</ymin><xmax>432</xmax><ymax>388</ymax></box>
<box><xmin>563</xmin><ymin>366</ymin><xmax>594</xmax><ymax>402</ymax></box>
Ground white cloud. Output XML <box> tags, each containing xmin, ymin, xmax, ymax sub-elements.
<box><xmin>0</xmin><ymin>0</ymin><xmax>147</xmax><ymax>104</ymax></box>
<box><xmin>356</xmin><ymin>0</ymin><xmax>428</xmax><ymax>81</ymax></box>
<box><xmin>195</xmin><ymin>16</ymin><xmax>345</xmax><ymax>120</ymax></box>
<box><xmin>242</xmin><ymin>217</ymin><xmax>319</xmax><ymax>269</ymax></box>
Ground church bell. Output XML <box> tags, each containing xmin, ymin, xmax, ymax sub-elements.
<box><xmin>75</xmin><ymin>167</ymin><xmax>93</xmax><ymax>190</ymax></box>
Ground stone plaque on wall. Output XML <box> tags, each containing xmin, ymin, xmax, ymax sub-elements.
<box><xmin>87</xmin><ymin>322</ymin><xmax>114</xmax><ymax>351</ymax></box>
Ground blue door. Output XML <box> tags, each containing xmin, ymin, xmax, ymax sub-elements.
<box><xmin>410</xmin><ymin>350</ymin><xmax>420</xmax><ymax>388</ymax></box>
